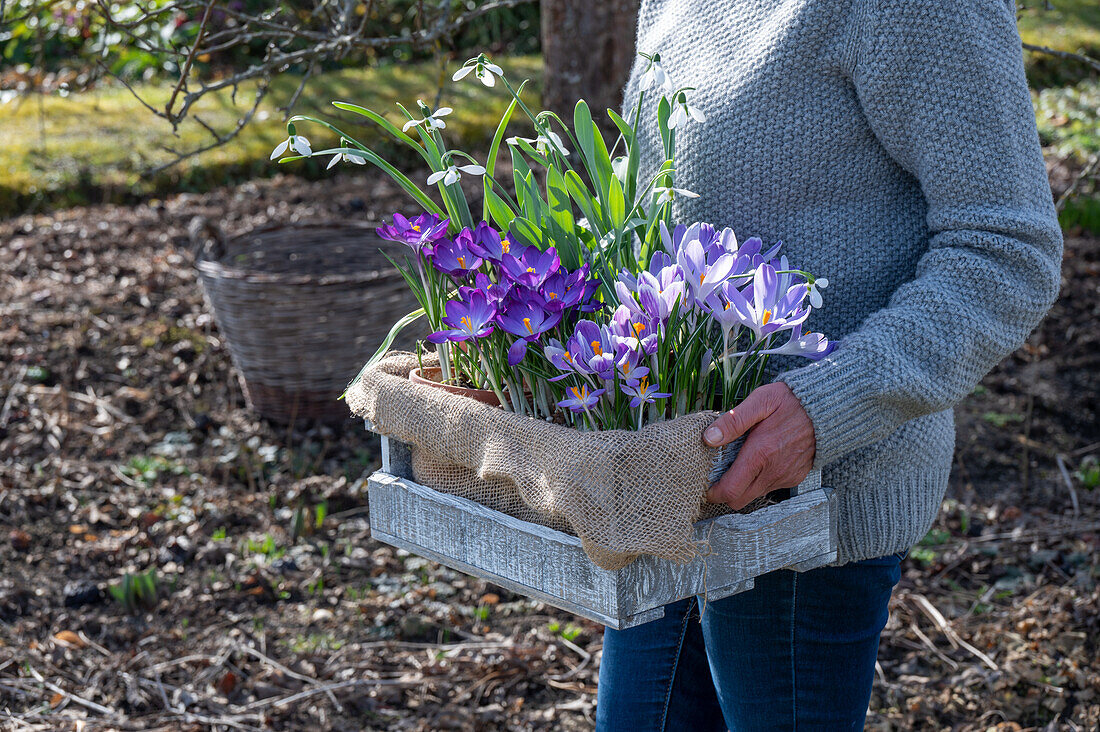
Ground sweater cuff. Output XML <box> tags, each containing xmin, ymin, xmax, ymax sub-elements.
<box><xmin>776</xmin><ymin>349</ymin><xmax>889</xmax><ymax>470</ymax></box>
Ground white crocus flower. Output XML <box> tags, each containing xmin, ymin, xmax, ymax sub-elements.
<box><xmin>652</xmin><ymin>185</ymin><xmax>699</xmax><ymax>205</ymax></box>
<box><xmin>326</xmin><ymin>150</ymin><xmax>366</xmax><ymax>169</ymax></box>
<box><xmin>506</xmin><ymin>130</ymin><xmax>569</xmax><ymax>157</ymax></box>
<box><xmin>640</xmin><ymin>59</ymin><xmax>674</xmax><ymax>96</ymax></box>
<box><xmin>426</xmin><ymin>164</ymin><xmax>486</xmax><ymax>187</ymax></box>
<box><xmin>807</xmin><ymin>278</ymin><xmax>829</xmax><ymax>308</ymax></box>
<box><xmin>667</xmin><ymin>95</ymin><xmax>706</xmax><ymax>129</ymax></box>
<box><xmin>402</xmin><ymin>103</ymin><xmax>453</xmax><ymax>132</ymax></box>
<box><xmin>452</xmin><ymin>57</ymin><xmax>504</xmax><ymax>87</ymax></box>
<box><xmin>270</xmin><ymin>134</ymin><xmax>312</xmax><ymax>160</ymax></box>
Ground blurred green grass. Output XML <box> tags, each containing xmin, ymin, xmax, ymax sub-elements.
<box><xmin>1</xmin><ymin>56</ymin><xmax>542</xmax><ymax>217</ymax></box>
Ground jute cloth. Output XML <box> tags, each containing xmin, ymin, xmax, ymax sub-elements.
<box><xmin>346</xmin><ymin>352</ymin><xmax>728</xmax><ymax>569</ymax></box>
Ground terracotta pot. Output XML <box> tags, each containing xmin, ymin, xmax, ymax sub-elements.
<box><xmin>409</xmin><ymin>367</ymin><xmax>501</xmax><ymax>407</ymax></box>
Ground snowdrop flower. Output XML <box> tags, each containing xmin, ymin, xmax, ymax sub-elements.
<box><xmin>326</xmin><ymin>150</ymin><xmax>366</xmax><ymax>169</ymax></box>
<box><xmin>452</xmin><ymin>55</ymin><xmax>503</xmax><ymax>87</ymax></box>
<box><xmin>269</xmin><ymin>134</ymin><xmax>311</xmax><ymax>160</ymax></box>
<box><xmin>652</xmin><ymin>185</ymin><xmax>699</xmax><ymax>206</ymax></box>
<box><xmin>426</xmin><ymin>163</ymin><xmax>486</xmax><ymax>187</ymax></box>
<box><xmin>667</xmin><ymin>93</ymin><xmax>706</xmax><ymax>129</ymax></box>
<box><xmin>639</xmin><ymin>56</ymin><xmax>674</xmax><ymax>96</ymax></box>
<box><xmin>507</xmin><ymin>129</ymin><xmax>570</xmax><ymax>157</ymax></box>
<box><xmin>807</xmin><ymin>277</ymin><xmax>829</xmax><ymax>308</ymax></box>
<box><xmin>402</xmin><ymin>102</ymin><xmax>453</xmax><ymax>132</ymax></box>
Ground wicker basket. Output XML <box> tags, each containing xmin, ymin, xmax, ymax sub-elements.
<box><xmin>197</xmin><ymin>222</ymin><xmax>421</xmax><ymax>423</ymax></box>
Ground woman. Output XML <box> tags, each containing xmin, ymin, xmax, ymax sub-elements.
<box><xmin>597</xmin><ymin>1</ymin><xmax>1063</xmax><ymax>729</ymax></box>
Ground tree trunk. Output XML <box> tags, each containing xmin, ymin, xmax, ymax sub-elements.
<box><xmin>540</xmin><ymin>0</ymin><xmax>640</xmax><ymax>128</ymax></box>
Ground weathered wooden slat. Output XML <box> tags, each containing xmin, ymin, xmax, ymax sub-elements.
<box><xmin>366</xmin><ymin>452</ymin><xmax>835</xmax><ymax>628</ymax></box>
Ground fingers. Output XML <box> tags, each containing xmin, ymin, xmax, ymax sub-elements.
<box><xmin>706</xmin><ymin>429</ymin><xmax>779</xmax><ymax>508</ymax></box>
<box><xmin>702</xmin><ymin>384</ymin><xmax>781</xmax><ymax>447</ymax></box>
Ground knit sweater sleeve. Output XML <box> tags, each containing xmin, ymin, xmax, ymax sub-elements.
<box><xmin>777</xmin><ymin>0</ymin><xmax>1063</xmax><ymax>469</ymax></box>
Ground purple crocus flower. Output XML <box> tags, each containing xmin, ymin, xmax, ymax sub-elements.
<box><xmin>499</xmin><ymin>246</ymin><xmax>561</xmax><ymax>288</ymax></box>
<box><xmin>558</xmin><ymin>385</ymin><xmax>605</xmax><ymax>413</ymax></box>
<box><xmin>615</xmin><ymin>348</ymin><xmax>649</xmax><ymax>384</ymax></box>
<box><xmin>615</xmin><ymin>268</ymin><xmax>685</xmax><ymax>324</ymax></box>
<box><xmin>621</xmin><ymin>377</ymin><xmax>672</xmax><ymax>408</ymax></box>
<box><xmin>713</xmin><ymin>263</ymin><xmax>809</xmax><ymax>339</ymax></box>
<box><xmin>677</xmin><ymin>235</ymin><xmax>737</xmax><ymax>306</ymax></box>
<box><xmin>430</xmin><ymin>235</ymin><xmax>484</xmax><ymax>277</ymax></box>
<box><xmin>464</xmin><ymin>221</ymin><xmax>517</xmax><ymax>262</ymax></box>
<box><xmin>469</xmin><ymin>273</ymin><xmax>512</xmax><ymax>304</ymax></box>
<box><xmin>610</xmin><ymin>305</ymin><xmax>659</xmax><ymax>355</ymax></box>
<box><xmin>540</xmin><ymin>265</ymin><xmax>591</xmax><ymax>312</ymax></box>
<box><xmin>425</xmin><ymin>290</ymin><xmax>497</xmax><ymax>343</ymax></box>
<box><xmin>376</xmin><ymin>213</ymin><xmax>450</xmax><ymax>253</ymax></box>
<box><xmin>497</xmin><ymin>291</ymin><xmax>563</xmax><ymax>365</ymax></box>
<box><xmin>568</xmin><ymin>320</ymin><xmax>617</xmax><ymax>379</ymax></box>
<box><xmin>543</xmin><ymin>337</ymin><xmax>588</xmax><ymax>379</ymax></box>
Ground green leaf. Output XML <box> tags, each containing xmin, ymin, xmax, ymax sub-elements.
<box><xmin>301</xmin><ymin>147</ymin><xmax>444</xmax><ymax>218</ymax></box>
<box><xmin>330</xmin><ymin>102</ymin><xmax>431</xmax><ymax>166</ymax></box>
<box><xmin>564</xmin><ymin>169</ymin><xmax>605</xmax><ymax>233</ymax></box>
<box><xmin>509</xmin><ymin>217</ymin><xmax>547</xmax><ymax>250</ymax></box>
<box><xmin>341</xmin><ymin>308</ymin><xmax>426</xmax><ymax>398</ymax></box>
<box><xmin>484</xmin><ymin>185</ymin><xmax>517</xmax><ymax>231</ymax></box>
<box><xmin>607</xmin><ymin>174</ymin><xmax>626</xmax><ymax>229</ymax></box>
<box><xmin>545</xmin><ymin>165</ymin><xmax>575</xmax><ymax>236</ymax></box>
<box><xmin>607</xmin><ymin>108</ymin><xmax>639</xmax><ymax>203</ymax></box>
<box><xmin>657</xmin><ymin>96</ymin><xmax>674</xmax><ymax>159</ymax></box>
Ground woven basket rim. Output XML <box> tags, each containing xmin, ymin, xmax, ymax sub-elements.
<box><xmin>196</xmin><ymin>220</ymin><xmax>402</xmax><ymax>286</ymax></box>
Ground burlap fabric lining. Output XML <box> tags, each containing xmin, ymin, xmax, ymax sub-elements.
<box><xmin>346</xmin><ymin>352</ymin><xmax>736</xmax><ymax>570</ymax></box>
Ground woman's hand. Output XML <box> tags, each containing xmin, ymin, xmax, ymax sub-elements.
<box><xmin>703</xmin><ymin>383</ymin><xmax>816</xmax><ymax>509</ymax></box>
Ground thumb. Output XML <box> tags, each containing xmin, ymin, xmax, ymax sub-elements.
<box><xmin>702</xmin><ymin>387</ymin><xmax>775</xmax><ymax>447</ymax></box>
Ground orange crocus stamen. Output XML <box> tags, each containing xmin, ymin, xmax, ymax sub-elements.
<box><xmin>457</xmin><ymin>256</ymin><xmax>466</xmax><ymax>269</ymax></box>
<box><xmin>523</xmin><ymin>317</ymin><xmax>534</xmax><ymax>334</ymax></box>
<box><xmin>762</xmin><ymin>310</ymin><xmax>772</xmax><ymax>325</ymax></box>
<box><xmin>564</xmin><ymin>351</ymin><xmax>573</xmax><ymax>363</ymax></box>
<box><xmin>461</xmin><ymin>316</ymin><xmax>474</xmax><ymax>331</ymax></box>
<box><xmin>411</xmin><ymin>225</ymin><xmax>421</xmax><ymax>232</ymax></box>
<box><xmin>700</xmin><ymin>273</ymin><xmax>705</xmax><ymax>284</ymax></box>
<box><xmin>526</xmin><ymin>267</ymin><xmax>536</xmax><ymax>273</ymax></box>
<box><xmin>591</xmin><ymin>340</ymin><xmax>602</xmax><ymax>356</ymax></box>
<box><xmin>632</xmin><ymin>322</ymin><xmax>646</xmax><ymax>336</ymax></box>
<box><xmin>500</xmin><ymin>236</ymin><xmax>510</xmax><ymax>253</ymax></box>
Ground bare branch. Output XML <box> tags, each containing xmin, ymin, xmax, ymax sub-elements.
<box><xmin>1022</xmin><ymin>42</ymin><xmax>1100</xmax><ymax>75</ymax></box>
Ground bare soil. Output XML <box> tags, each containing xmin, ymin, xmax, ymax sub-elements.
<box><xmin>1</xmin><ymin>170</ymin><xmax>1097</xmax><ymax>731</ymax></box>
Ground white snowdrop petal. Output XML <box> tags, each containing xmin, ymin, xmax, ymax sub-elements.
<box><xmin>326</xmin><ymin>154</ymin><xmax>341</xmax><ymax>169</ymax></box>
<box><xmin>426</xmin><ymin>170</ymin><xmax>447</xmax><ymax>185</ymax></box>
<box><xmin>402</xmin><ymin>119</ymin><xmax>418</xmax><ymax>132</ymax></box>
<box><xmin>435</xmin><ymin>107</ymin><xmax>452</xmax><ymax>116</ymax></box>
<box><xmin>485</xmin><ymin>63</ymin><xmax>503</xmax><ymax>75</ymax></box>
<box><xmin>459</xmin><ymin>164</ymin><xmax>486</xmax><ymax>175</ymax></box>
<box><xmin>270</xmin><ymin>139</ymin><xmax>289</xmax><ymax>160</ymax></box>
<box><xmin>817</xmin><ymin>278</ymin><xmax>829</xmax><ymax>288</ymax></box>
<box><xmin>444</xmin><ymin>169</ymin><xmax>459</xmax><ymax>186</ymax></box>
<box><xmin>690</xmin><ymin>106</ymin><xmax>707</xmax><ymax>123</ymax></box>
<box><xmin>452</xmin><ymin>66</ymin><xmax>474</xmax><ymax>81</ymax></box>
<box><xmin>809</xmin><ymin>289</ymin><xmax>823</xmax><ymax>309</ymax></box>
<box><xmin>348</xmin><ymin>154</ymin><xmax>366</xmax><ymax>165</ymax></box>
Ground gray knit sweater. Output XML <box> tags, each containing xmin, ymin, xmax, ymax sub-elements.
<box><xmin>625</xmin><ymin>0</ymin><xmax>1063</xmax><ymax>563</ymax></box>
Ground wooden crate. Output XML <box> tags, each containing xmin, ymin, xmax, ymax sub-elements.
<box><xmin>367</xmin><ymin>434</ymin><xmax>836</xmax><ymax>629</ymax></box>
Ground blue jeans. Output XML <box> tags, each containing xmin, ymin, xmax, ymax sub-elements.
<box><xmin>596</xmin><ymin>554</ymin><xmax>903</xmax><ymax>731</ymax></box>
